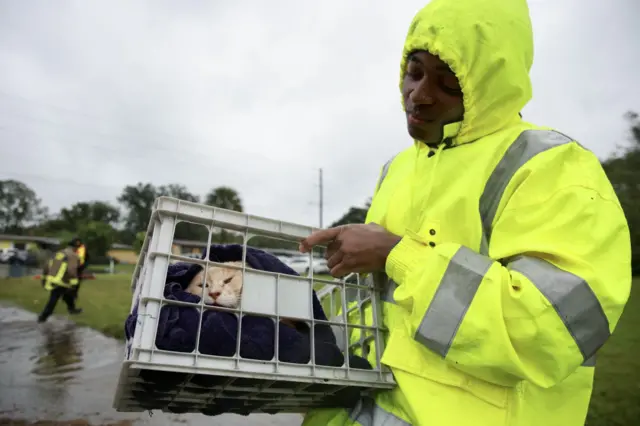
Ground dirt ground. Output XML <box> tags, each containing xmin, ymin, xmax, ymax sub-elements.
<box><xmin>0</xmin><ymin>305</ymin><xmax>302</xmax><ymax>426</ymax></box>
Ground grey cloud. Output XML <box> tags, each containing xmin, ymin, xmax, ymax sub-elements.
<box><xmin>1</xmin><ymin>0</ymin><xmax>639</xmax><ymax>229</ymax></box>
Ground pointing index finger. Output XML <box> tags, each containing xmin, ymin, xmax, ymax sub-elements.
<box><xmin>299</xmin><ymin>227</ymin><xmax>342</xmax><ymax>253</ymax></box>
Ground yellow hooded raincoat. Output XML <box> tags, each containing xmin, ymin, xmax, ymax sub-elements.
<box><xmin>302</xmin><ymin>0</ymin><xmax>632</xmax><ymax>425</ymax></box>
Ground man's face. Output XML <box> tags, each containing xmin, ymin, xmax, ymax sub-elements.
<box><xmin>402</xmin><ymin>51</ymin><xmax>464</xmax><ymax>145</ymax></box>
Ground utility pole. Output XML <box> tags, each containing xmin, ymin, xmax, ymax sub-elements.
<box><xmin>319</xmin><ymin>168</ymin><xmax>324</xmax><ymax>228</ymax></box>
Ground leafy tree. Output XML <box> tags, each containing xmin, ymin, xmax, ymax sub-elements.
<box><xmin>114</xmin><ymin>228</ymin><xmax>137</xmax><ymax>246</ymax></box>
<box><xmin>36</xmin><ymin>220</ymin><xmax>117</xmax><ymax>262</ymax></box>
<box><xmin>158</xmin><ymin>184</ymin><xmax>200</xmax><ymax>203</ymax></box>
<box><xmin>117</xmin><ymin>183</ymin><xmax>158</xmax><ymax>242</ymax></box>
<box><xmin>601</xmin><ymin>111</ymin><xmax>640</xmax><ymax>273</ymax></box>
<box><xmin>65</xmin><ymin>201</ymin><xmax>120</xmax><ymax>225</ymax></box>
<box><xmin>248</xmin><ymin>236</ymin><xmax>299</xmax><ymax>250</ymax></box>
<box><xmin>133</xmin><ymin>231</ymin><xmax>146</xmax><ymax>254</ymax></box>
<box><xmin>205</xmin><ymin>186</ymin><xmax>243</xmax><ymax>212</ymax></box>
<box><xmin>118</xmin><ymin>182</ymin><xmax>205</xmax><ymax>244</ymax></box>
<box><xmin>205</xmin><ymin>186</ymin><xmax>244</xmax><ymax>243</ymax></box>
<box><xmin>157</xmin><ymin>184</ymin><xmax>203</xmax><ymax>241</ymax></box>
<box><xmin>38</xmin><ymin>202</ymin><xmax>121</xmax><ymax>261</ymax></box>
<box><xmin>0</xmin><ymin>179</ymin><xmax>48</xmax><ymax>233</ymax></box>
<box><xmin>77</xmin><ymin>220</ymin><xmax>117</xmax><ymax>262</ymax></box>
<box><xmin>330</xmin><ymin>198</ymin><xmax>372</xmax><ymax>227</ymax></box>
<box><xmin>43</xmin><ymin>201</ymin><xmax>120</xmax><ymax>233</ymax></box>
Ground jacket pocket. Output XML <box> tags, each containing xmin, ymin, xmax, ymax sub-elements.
<box><xmin>382</xmin><ymin>332</ymin><xmax>513</xmax><ymax>410</ymax></box>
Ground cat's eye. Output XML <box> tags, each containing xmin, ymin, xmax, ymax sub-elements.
<box><xmin>223</xmin><ymin>277</ymin><xmax>233</xmax><ymax>284</ymax></box>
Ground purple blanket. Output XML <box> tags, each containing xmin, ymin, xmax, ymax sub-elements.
<box><xmin>125</xmin><ymin>244</ymin><xmax>372</xmax><ymax>415</ymax></box>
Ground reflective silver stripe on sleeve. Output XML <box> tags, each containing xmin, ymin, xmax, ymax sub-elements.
<box><xmin>380</xmin><ymin>278</ymin><xmax>399</xmax><ymax>304</ymax></box>
<box><xmin>507</xmin><ymin>256</ymin><xmax>610</xmax><ymax>362</ymax></box>
<box><xmin>345</xmin><ymin>274</ymin><xmax>375</xmax><ymax>305</ymax></box>
<box><xmin>345</xmin><ymin>286</ymin><xmax>360</xmax><ymax>305</ymax></box>
<box><xmin>414</xmin><ymin>246</ymin><xmax>494</xmax><ymax>357</ymax></box>
<box><xmin>349</xmin><ymin>397</ymin><xmax>411</xmax><ymax>426</ymax></box>
<box><xmin>369</xmin><ymin>271</ymin><xmax>398</xmax><ymax>305</ymax></box>
<box><xmin>478</xmin><ymin>129</ymin><xmax>573</xmax><ymax>255</ymax></box>
<box><xmin>376</xmin><ymin>155</ymin><xmax>397</xmax><ymax>193</ymax></box>
<box><xmin>476</xmin><ymin>129</ymin><xmax>607</xmax><ymax>365</ymax></box>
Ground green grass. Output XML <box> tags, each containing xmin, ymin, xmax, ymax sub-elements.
<box><xmin>86</xmin><ymin>263</ymin><xmax>137</xmax><ymax>275</ymax></box>
<box><xmin>0</xmin><ymin>274</ymin><xmax>134</xmax><ymax>339</ymax></box>
<box><xmin>0</xmin><ymin>272</ymin><xmax>333</xmax><ymax>340</ymax></box>
<box><xmin>586</xmin><ymin>280</ymin><xmax>640</xmax><ymax>425</ymax></box>
<box><xmin>0</xmin><ymin>274</ymin><xmax>637</xmax><ymax>424</ymax></box>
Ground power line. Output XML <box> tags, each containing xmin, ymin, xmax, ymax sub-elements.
<box><xmin>0</xmin><ymin>89</ymin><xmax>316</xmax><ymax>168</ymax></box>
<box><xmin>0</xmin><ymin>90</ymin><xmax>351</xmax><ymax>185</ymax></box>
<box><xmin>0</xmin><ymin>126</ymin><xmax>328</xmax><ymax>218</ymax></box>
<box><xmin>0</xmin><ymin>89</ymin><xmax>237</xmax><ymax>146</ymax></box>
<box><xmin>319</xmin><ymin>168</ymin><xmax>324</xmax><ymax>228</ymax></box>
<box><xmin>0</xmin><ymin>170</ymin><xmax>120</xmax><ymax>190</ymax></box>
<box><xmin>0</xmin><ymin>124</ymin><xmax>315</xmax><ymax>186</ymax></box>
<box><xmin>0</xmin><ymin>89</ymin><xmax>356</xmax><ymax>220</ymax></box>
<box><xmin>0</xmin><ymin>111</ymin><xmax>315</xmax><ymax>175</ymax></box>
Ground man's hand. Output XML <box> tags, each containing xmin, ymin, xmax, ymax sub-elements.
<box><xmin>299</xmin><ymin>223</ymin><xmax>402</xmax><ymax>278</ymax></box>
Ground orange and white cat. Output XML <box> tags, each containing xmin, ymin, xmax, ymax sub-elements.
<box><xmin>185</xmin><ymin>260</ymin><xmax>298</xmax><ymax>328</ymax></box>
<box><xmin>185</xmin><ymin>261</ymin><xmax>244</xmax><ymax>308</ymax></box>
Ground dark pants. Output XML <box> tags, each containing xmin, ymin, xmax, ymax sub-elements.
<box><xmin>71</xmin><ymin>263</ymin><xmax>87</xmax><ymax>303</ymax></box>
<box><xmin>38</xmin><ymin>286</ymin><xmax>78</xmax><ymax>323</ymax></box>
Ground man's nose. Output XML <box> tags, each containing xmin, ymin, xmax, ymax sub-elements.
<box><xmin>410</xmin><ymin>76</ymin><xmax>435</xmax><ymax>106</ymax></box>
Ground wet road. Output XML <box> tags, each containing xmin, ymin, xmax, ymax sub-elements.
<box><xmin>0</xmin><ymin>305</ymin><xmax>303</xmax><ymax>426</ymax></box>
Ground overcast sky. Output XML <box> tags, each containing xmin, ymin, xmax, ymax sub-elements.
<box><xmin>1</xmin><ymin>0</ymin><xmax>639</xmax><ymax>231</ymax></box>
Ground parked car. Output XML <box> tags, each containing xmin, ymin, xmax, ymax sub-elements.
<box><xmin>275</xmin><ymin>255</ymin><xmax>294</xmax><ymax>265</ymax></box>
<box><xmin>287</xmin><ymin>255</ymin><xmax>330</xmax><ymax>275</ymax></box>
<box><xmin>169</xmin><ymin>252</ymin><xmax>203</xmax><ymax>265</ymax></box>
<box><xmin>0</xmin><ymin>248</ymin><xmax>28</xmax><ymax>264</ymax></box>
<box><xmin>181</xmin><ymin>253</ymin><xmax>203</xmax><ymax>259</ymax></box>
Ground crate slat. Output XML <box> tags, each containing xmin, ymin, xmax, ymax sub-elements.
<box><xmin>113</xmin><ymin>196</ymin><xmax>396</xmax><ymax>416</ymax></box>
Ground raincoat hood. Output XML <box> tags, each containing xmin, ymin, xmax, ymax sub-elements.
<box><xmin>400</xmin><ymin>0</ymin><xmax>534</xmax><ymax>146</ymax></box>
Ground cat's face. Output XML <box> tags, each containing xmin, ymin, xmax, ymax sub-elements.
<box><xmin>185</xmin><ymin>261</ymin><xmax>244</xmax><ymax>308</ymax></box>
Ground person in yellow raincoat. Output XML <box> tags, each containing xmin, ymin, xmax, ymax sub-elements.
<box><xmin>298</xmin><ymin>0</ymin><xmax>632</xmax><ymax>425</ymax></box>
<box><xmin>37</xmin><ymin>241</ymin><xmax>84</xmax><ymax>323</ymax></box>
<box><xmin>70</xmin><ymin>236</ymin><xmax>88</xmax><ymax>305</ymax></box>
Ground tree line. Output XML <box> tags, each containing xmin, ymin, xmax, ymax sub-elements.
<box><xmin>1</xmin><ymin>111</ymin><xmax>638</xmax><ymax>269</ymax></box>
<box><xmin>601</xmin><ymin>111</ymin><xmax>640</xmax><ymax>273</ymax></box>
<box><xmin>0</xmin><ymin>182</ymin><xmax>250</xmax><ymax>263</ymax></box>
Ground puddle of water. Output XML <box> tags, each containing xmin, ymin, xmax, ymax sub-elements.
<box><xmin>0</xmin><ymin>305</ymin><xmax>303</xmax><ymax>426</ymax></box>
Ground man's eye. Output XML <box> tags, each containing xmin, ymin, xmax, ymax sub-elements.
<box><xmin>439</xmin><ymin>74</ymin><xmax>462</xmax><ymax>94</ymax></box>
<box><xmin>406</xmin><ymin>67</ymin><xmax>422</xmax><ymax>80</ymax></box>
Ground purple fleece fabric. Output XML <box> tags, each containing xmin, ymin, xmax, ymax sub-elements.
<box><xmin>124</xmin><ymin>244</ymin><xmax>368</xmax><ymax>368</ymax></box>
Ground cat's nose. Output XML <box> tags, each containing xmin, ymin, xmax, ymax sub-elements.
<box><xmin>209</xmin><ymin>291</ymin><xmax>221</xmax><ymax>300</ymax></box>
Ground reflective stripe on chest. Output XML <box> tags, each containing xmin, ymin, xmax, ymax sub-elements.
<box><xmin>357</xmin><ymin>129</ymin><xmax>604</xmax><ymax>367</ymax></box>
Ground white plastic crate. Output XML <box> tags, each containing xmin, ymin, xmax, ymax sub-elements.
<box><xmin>113</xmin><ymin>196</ymin><xmax>396</xmax><ymax>416</ymax></box>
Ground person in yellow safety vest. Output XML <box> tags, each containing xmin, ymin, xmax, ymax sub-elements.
<box><xmin>37</xmin><ymin>242</ymin><xmax>84</xmax><ymax>323</ymax></box>
<box><xmin>297</xmin><ymin>0</ymin><xmax>632</xmax><ymax>425</ymax></box>
<box><xmin>70</xmin><ymin>236</ymin><xmax>88</xmax><ymax>304</ymax></box>
<box><xmin>75</xmin><ymin>238</ymin><xmax>86</xmax><ymax>268</ymax></box>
